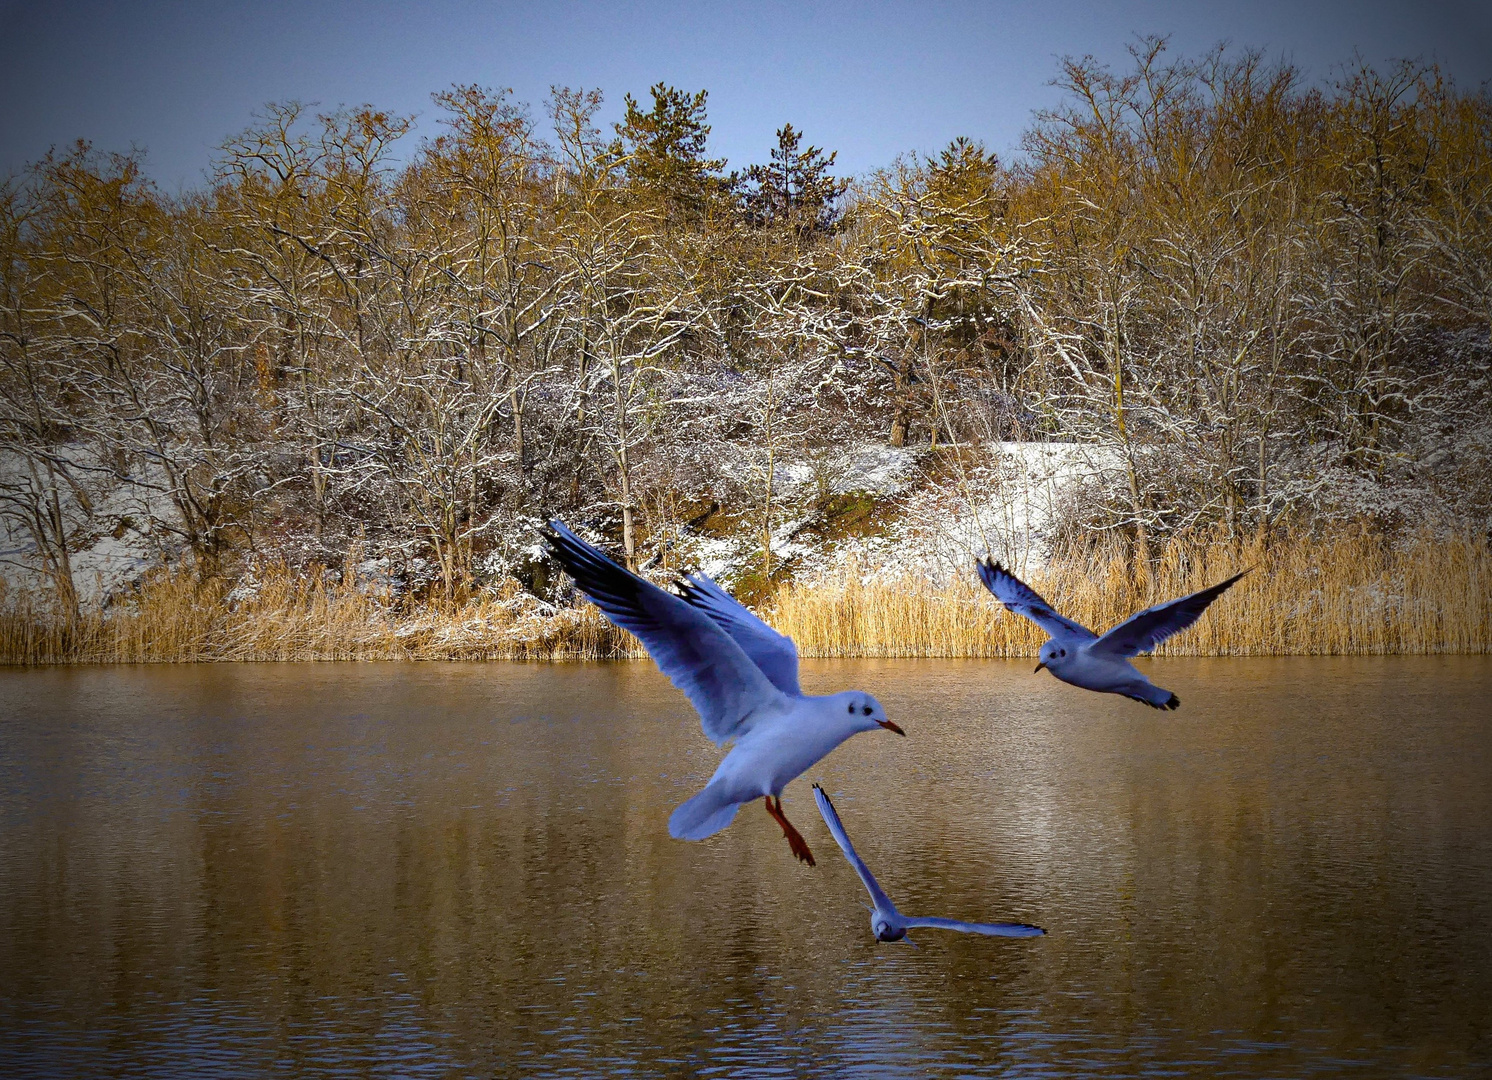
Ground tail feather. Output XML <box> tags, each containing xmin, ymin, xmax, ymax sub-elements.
<box><xmin>1125</xmin><ymin>687</ymin><xmax>1180</xmax><ymax>710</ymax></box>
<box><xmin>668</xmin><ymin>783</ymin><xmax>743</xmax><ymax>840</ymax></box>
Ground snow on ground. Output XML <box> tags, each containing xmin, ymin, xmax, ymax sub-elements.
<box><xmin>669</xmin><ymin>442</ymin><xmax>923</xmax><ymax>585</ymax></box>
<box><xmin>0</xmin><ymin>450</ymin><xmax>172</xmax><ymax>605</ymax></box>
<box><xmin>791</xmin><ymin>441</ymin><xmax>1118</xmax><ymax>584</ymax></box>
<box><xmin>824</xmin><ymin>444</ymin><xmax>919</xmax><ymax>495</ymax></box>
<box><xmin>712</xmin><ymin>442</ymin><xmax>918</xmax><ymax>501</ymax></box>
<box><xmin>2</xmin><ymin>440</ymin><xmax>1115</xmax><ymax>604</ymax></box>
<box><xmin>66</xmin><ymin>472</ymin><xmax>173</xmax><ymax>602</ymax></box>
<box><xmin>707</xmin><ymin>440</ymin><xmax>1118</xmax><ymax>587</ymax></box>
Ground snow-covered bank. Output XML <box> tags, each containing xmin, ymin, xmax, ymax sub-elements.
<box><xmin>0</xmin><ymin>450</ymin><xmax>171</xmax><ymax>605</ymax></box>
<box><xmin>6</xmin><ymin>441</ymin><xmax>1118</xmax><ymax>604</ymax></box>
<box><xmin>608</xmin><ymin>441</ymin><xmax>1115</xmax><ymax>589</ymax></box>
<box><xmin>5</xmin><ymin>427</ymin><xmax>1486</xmax><ymax>617</ymax></box>
<box><xmin>817</xmin><ymin>441</ymin><xmax>1119</xmax><ymax>584</ymax></box>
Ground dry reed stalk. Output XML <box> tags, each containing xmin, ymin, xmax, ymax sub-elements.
<box><xmin>0</xmin><ymin>530</ymin><xmax>1486</xmax><ymax>665</ymax></box>
<box><xmin>0</xmin><ymin>562</ymin><xmax>641</xmax><ymax>664</ymax></box>
<box><xmin>769</xmin><ymin>529</ymin><xmax>1492</xmax><ymax>658</ymax></box>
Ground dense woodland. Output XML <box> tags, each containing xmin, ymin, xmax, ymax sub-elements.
<box><xmin>3</xmin><ymin>42</ymin><xmax>1490</xmax><ymax>623</ymax></box>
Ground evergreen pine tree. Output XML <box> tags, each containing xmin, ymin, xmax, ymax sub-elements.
<box><xmin>611</xmin><ymin>83</ymin><xmax>729</xmax><ymax>222</ymax></box>
<box><xmin>741</xmin><ymin>124</ymin><xmax>850</xmax><ymax>237</ymax></box>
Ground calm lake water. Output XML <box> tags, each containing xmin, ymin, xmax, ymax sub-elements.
<box><xmin>1</xmin><ymin>657</ymin><xmax>1489</xmax><ymax>1078</ymax></box>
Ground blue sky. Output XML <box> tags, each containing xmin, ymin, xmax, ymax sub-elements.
<box><xmin>2</xmin><ymin>0</ymin><xmax>1490</xmax><ymax>192</ymax></box>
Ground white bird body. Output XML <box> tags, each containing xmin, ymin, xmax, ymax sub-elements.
<box><xmin>1041</xmin><ymin>647</ymin><xmax>1171</xmax><ymax>708</ymax></box>
<box><xmin>813</xmin><ymin>785</ymin><xmax>1045</xmax><ymax>943</ymax></box>
<box><xmin>544</xmin><ymin>521</ymin><xmax>904</xmax><ymax>864</ymax></box>
<box><xmin>706</xmin><ymin>693</ymin><xmax>876</xmax><ymax>796</ymax></box>
<box><xmin>671</xmin><ymin>690</ymin><xmax>891</xmax><ymax>842</ymax></box>
<box><xmin>978</xmin><ymin>559</ymin><xmax>1248</xmax><ymax>710</ymax></box>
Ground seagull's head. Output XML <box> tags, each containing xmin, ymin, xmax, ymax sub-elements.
<box><xmin>835</xmin><ymin>692</ymin><xmax>904</xmax><ymax>737</ymax></box>
<box><xmin>1034</xmin><ymin>640</ymin><xmax>1071</xmax><ymax>675</ymax></box>
<box><xmin>872</xmin><ymin>914</ymin><xmax>906</xmax><ymax>942</ymax></box>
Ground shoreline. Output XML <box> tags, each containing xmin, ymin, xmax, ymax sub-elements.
<box><xmin>3</xmin><ymin>530</ymin><xmax>1487</xmax><ymax>666</ymax></box>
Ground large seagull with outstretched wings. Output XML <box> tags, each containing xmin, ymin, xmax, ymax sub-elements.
<box><xmin>544</xmin><ymin>521</ymin><xmax>905</xmax><ymax>865</ymax></box>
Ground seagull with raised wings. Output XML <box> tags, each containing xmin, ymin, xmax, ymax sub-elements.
<box><xmin>977</xmin><ymin>559</ymin><xmax>1248</xmax><ymax>710</ymax></box>
<box><xmin>544</xmin><ymin>521</ymin><xmax>905</xmax><ymax>865</ymax></box>
<box><xmin>813</xmin><ymin>786</ymin><xmax>1045</xmax><ymax>943</ymax></box>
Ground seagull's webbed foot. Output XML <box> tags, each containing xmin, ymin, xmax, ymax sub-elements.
<box><xmin>764</xmin><ymin>796</ymin><xmax>815</xmax><ymax>866</ymax></box>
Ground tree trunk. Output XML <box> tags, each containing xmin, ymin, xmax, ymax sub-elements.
<box><xmin>1110</xmin><ymin>313</ymin><xmax>1150</xmax><ymax>586</ymax></box>
<box><xmin>509</xmin><ymin>387</ymin><xmax>526</xmax><ymax>481</ymax></box>
<box><xmin>762</xmin><ymin>440</ymin><xmax>774</xmax><ymax>576</ymax></box>
<box><xmin>618</xmin><ymin>447</ymin><xmax>636</xmax><ymax>571</ymax></box>
<box><xmin>46</xmin><ymin>484</ymin><xmax>80</xmax><ymax>626</ymax></box>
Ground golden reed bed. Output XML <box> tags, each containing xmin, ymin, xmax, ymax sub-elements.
<box><xmin>772</xmin><ymin>530</ymin><xmax>1491</xmax><ymax>658</ymax></box>
<box><xmin>1</xmin><ymin>530</ymin><xmax>1487</xmax><ymax>665</ymax></box>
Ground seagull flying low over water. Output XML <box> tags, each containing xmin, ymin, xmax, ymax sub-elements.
<box><xmin>977</xmin><ymin>559</ymin><xmax>1249</xmax><ymax>710</ymax></box>
<box><xmin>812</xmin><ymin>785</ymin><xmax>1045</xmax><ymax>943</ymax></box>
<box><xmin>543</xmin><ymin>521</ymin><xmax>905</xmax><ymax>865</ymax></box>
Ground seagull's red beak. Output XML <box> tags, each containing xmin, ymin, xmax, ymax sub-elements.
<box><xmin>877</xmin><ymin>718</ymin><xmax>906</xmax><ymax>736</ymax></box>
<box><xmin>1034</xmin><ymin>661</ymin><xmax>1047</xmax><ymax>674</ymax></box>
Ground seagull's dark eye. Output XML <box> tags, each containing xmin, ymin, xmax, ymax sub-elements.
<box><xmin>862</xmin><ymin>705</ymin><xmax>872</xmax><ymax>716</ymax></box>
<box><xmin>1059</xmin><ymin>649</ymin><xmax>1066</xmax><ymax>657</ymax></box>
<box><xmin>847</xmin><ymin>703</ymin><xmax>855</xmax><ymax>714</ymax></box>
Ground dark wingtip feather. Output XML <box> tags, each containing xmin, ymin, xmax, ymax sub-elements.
<box><xmin>540</xmin><ymin>519</ymin><xmax>577</xmax><ymax>559</ymax></box>
<box><xmin>976</xmin><ymin>557</ymin><xmax>1009</xmax><ymax>592</ymax></box>
<box><xmin>1203</xmin><ymin>566</ymin><xmax>1252</xmax><ymax>602</ymax></box>
<box><xmin>1133</xmin><ymin>692</ymin><xmax>1181</xmax><ymax>710</ymax></box>
<box><xmin>542</xmin><ymin>520</ymin><xmax>644</xmax><ymax>604</ymax></box>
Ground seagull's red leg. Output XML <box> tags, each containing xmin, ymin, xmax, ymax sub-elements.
<box><xmin>763</xmin><ymin>796</ymin><xmax>815</xmax><ymax>866</ymax></box>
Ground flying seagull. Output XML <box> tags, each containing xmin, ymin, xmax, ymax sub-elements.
<box><xmin>812</xmin><ymin>785</ymin><xmax>1045</xmax><ymax>943</ymax></box>
<box><xmin>543</xmin><ymin>521</ymin><xmax>905</xmax><ymax>865</ymax></box>
<box><xmin>977</xmin><ymin>559</ymin><xmax>1249</xmax><ymax>709</ymax></box>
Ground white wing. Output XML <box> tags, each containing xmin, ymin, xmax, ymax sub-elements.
<box><xmin>902</xmin><ymin>915</ymin><xmax>1046</xmax><ymax>938</ymax></box>
<box><xmin>545</xmin><ymin>521</ymin><xmax>786</xmax><ymax>745</ymax></box>
<box><xmin>977</xmin><ymin>559</ymin><xmax>1095</xmax><ymax>642</ymax></box>
<box><xmin>677</xmin><ymin>573</ymin><xmax>801</xmax><ymax>697</ymax></box>
<box><xmin>813</xmin><ymin>785</ymin><xmax>898</xmax><ymax>916</ymax></box>
<box><xmin>1090</xmin><ymin>570</ymin><xmax>1249</xmax><ymax>658</ymax></box>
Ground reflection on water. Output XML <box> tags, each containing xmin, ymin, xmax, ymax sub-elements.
<box><xmin>1</xmin><ymin>657</ymin><xmax>1489</xmax><ymax>1077</ymax></box>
